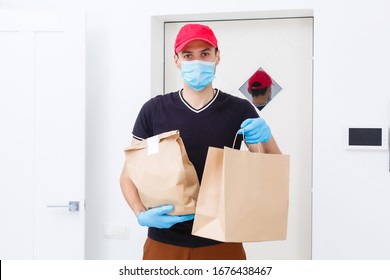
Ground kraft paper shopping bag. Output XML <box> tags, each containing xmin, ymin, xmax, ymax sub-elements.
<box><xmin>192</xmin><ymin>146</ymin><xmax>289</xmax><ymax>242</ymax></box>
<box><xmin>124</xmin><ymin>130</ymin><xmax>199</xmax><ymax>215</ymax></box>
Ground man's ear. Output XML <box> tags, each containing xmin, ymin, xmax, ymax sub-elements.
<box><xmin>174</xmin><ymin>54</ymin><xmax>181</xmax><ymax>69</ymax></box>
<box><xmin>265</xmin><ymin>86</ymin><xmax>272</xmax><ymax>97</ymax></box>
<box><xmin>215</xmin><ymin>49</ymin><xmax>221</xmax><ymax>65</ymax></box>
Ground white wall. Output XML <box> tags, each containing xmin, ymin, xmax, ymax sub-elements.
<box><xmin>1</xmin><ymin>0</ymin><xmax>389</xmax><ymax>259</ymax></box>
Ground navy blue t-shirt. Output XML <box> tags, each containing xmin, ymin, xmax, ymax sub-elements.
<box><xmin>132</xmin><ymin>89</ymin><xmax>259</xmax><ymax>247</ymax></box>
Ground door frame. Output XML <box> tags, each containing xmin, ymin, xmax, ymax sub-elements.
<box><xmin>151</xmin><ymin>9</ymin><xmax>314</xmax><ymax>259</ymax></box>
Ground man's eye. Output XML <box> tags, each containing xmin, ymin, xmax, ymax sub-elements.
<box><xmin>183</xmin><ymin>54</ymin><xmax>191</xmax><ymax>59</ymax></box>
<box><xmin>201</xmin><ymin>53</ymin><xmax>210</xmax><ymax>57</ymax></box>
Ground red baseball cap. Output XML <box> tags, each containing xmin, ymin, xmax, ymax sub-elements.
<box><xmin>174</xmin><ymin>24</ymin><xmax>218</xmax><ymax>53</ymax></box>
<box><xmin>248</xmin><ymin>70</ymin><xmax>272</xmax><ymax>91</ymax></box>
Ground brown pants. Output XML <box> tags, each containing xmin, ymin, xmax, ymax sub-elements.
<box><xmin>142</xmin><ymin>237</ymin><xmax>247</xmax><ymax>260</ymax></box>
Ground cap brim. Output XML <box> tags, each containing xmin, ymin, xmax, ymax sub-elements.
<box><xmin>248</xmin><ymin>82</ymin><xmax>273</xmax><ymax>91</ymax></box>
<box><xmin>175</xmin><ymin>38</ymin><xmax>217</xmax><ymax>53</ymax></box>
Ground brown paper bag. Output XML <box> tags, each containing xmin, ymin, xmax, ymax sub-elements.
<box><xmin>192</xmin><ymin>146</ymin><xmax>289</xmax><ymax>242</ymax></box>
<box><xmin>124</xmin><ymin>130</ymin><xmax>199</xmax><ymax>215</ymax></box>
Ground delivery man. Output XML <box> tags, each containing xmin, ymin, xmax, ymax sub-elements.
<box><xmin>120</xmin><ymin>23</ymin><xmax>281</xmax><ymax>260</ymax></box>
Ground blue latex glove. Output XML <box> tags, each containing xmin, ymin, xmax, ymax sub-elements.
<box><xmin>238</xmin><ymin>117</ymin><xmax>271</xmax><ymax>144</ymax></box>
<box><xmin>137</xmin><ymin>205</ymin><xmax>195</xmax><ymax>229</ymax></box>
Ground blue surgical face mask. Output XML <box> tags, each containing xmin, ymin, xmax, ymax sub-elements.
<box><xmin>180</xmin><ymin>60</ymin><xmax>216</xmax><ymax>91</ymax></box>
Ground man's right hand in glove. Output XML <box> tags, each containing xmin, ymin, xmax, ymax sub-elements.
<box><xmin>137</xmin><ymin>204</ymin><xmax>195</xmax><ymax>229</ymax></box>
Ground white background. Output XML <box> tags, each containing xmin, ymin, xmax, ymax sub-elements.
<box><xmin>1</xmin><ymin>0</ymin><xmax>390</xmax><ymax>260</ymax></box>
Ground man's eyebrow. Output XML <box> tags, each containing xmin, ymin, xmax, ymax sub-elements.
<box><xmin>182</xmin><ymin>48</ymin><xmax>212</xmax><ymax>54</ymax></box>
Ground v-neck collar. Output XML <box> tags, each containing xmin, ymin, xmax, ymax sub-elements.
<box><xmin>178</xmin><ymin>89</ymin><xmax>219</xmax><ymax>113</ymax></box>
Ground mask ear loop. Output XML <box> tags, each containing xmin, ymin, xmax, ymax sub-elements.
<box><xmin>232</xmin><ymin>129</ymin><xmax>261</xmax><ymax>153</ymax></box>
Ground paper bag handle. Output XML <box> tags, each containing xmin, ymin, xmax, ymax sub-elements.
<box><xmin>232</xmin><ymin>129</ymin><xmax>245</xmax><ymax>148</ymax></box>
<box><xmin>232</xmin><ymin>129</ymin><xmax>261</xmax><ymax>153</ymax></box>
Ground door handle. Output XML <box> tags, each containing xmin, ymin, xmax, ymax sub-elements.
<box><xmin>47</xmin><ymin>201</ymin><xmax>79</xmax><ymax>212</ymax></box>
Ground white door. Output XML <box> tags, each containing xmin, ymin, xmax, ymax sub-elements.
<box><xmin>0</xmin><ymin>10</ymin><xmax>85</xmax><ymax>259</ymax></box>
<box><xmin>165</xmin><ymin>18</ymin><xmax>313</xmax><ymax>259</ymax></box>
